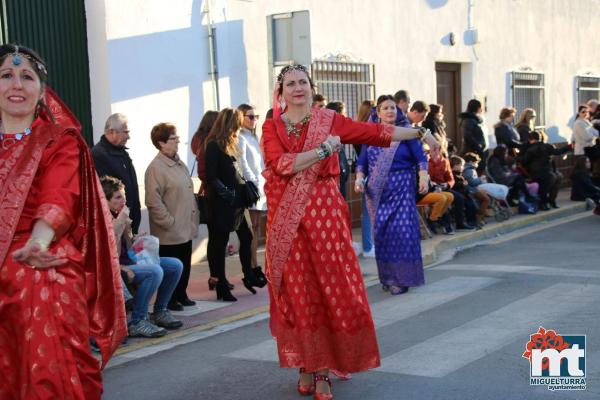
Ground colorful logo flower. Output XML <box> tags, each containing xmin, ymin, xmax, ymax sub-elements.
<box><xmin>523</xmin><ymin>327</ymin><xmax>570</xmax><ymax>370</ymax></box>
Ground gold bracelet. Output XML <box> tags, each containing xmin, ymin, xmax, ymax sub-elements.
<box><xmin>27</xmin><ymin>237</ymin><xmax>50</xmax><ymax>251</ymax></box>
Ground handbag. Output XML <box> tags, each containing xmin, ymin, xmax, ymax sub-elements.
<box><xmin>240</xmin><ymin>180</ymin><xmax>260</xmax><ymax>208</ymax></box>
<box><xmin>518</xmin><ymin>194</ymin><xmax>537</xmax><ymax>214</ymax></box>
<box><xmin>195</xmin><ymin>193</ymin><xmax>209</xmax><ymax>224</ymax></box>
<box><xmin>191</xmin><ymin>157</ymin><xmax>210</xmax><ymax>224</ymax></box>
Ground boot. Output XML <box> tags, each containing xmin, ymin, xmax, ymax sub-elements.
<box><xmin>216</xmin><ymin>281</ymin><xmax>237</xmax><ymax>302</ymax></box>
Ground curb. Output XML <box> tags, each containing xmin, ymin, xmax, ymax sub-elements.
<box><xmin>111</xmin><ymin>201</ymin><xmax>588</xmax><ymax>360</ymax></box>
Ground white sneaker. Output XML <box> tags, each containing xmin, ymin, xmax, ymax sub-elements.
<box><xmin>362</xmin><ymin>248</ymin><xmax>376</xmax><ymax>258</ymax></box>
<box><xmin>352</xmin><ymin>242</ymin><xmax>362</xmax><ymax>256</ymax></box>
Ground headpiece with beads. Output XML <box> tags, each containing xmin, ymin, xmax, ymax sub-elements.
<box><xmin>276</xmin><ymin>64</ymin><xmax>310</xmax><ymax>86</ymax></box>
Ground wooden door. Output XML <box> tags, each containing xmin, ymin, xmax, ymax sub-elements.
<box><xmin>436</xmin><ymin>63</ymin><xmax>462</xmax><ymax>150</ymax></box>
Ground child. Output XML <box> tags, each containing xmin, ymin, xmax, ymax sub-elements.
<box><xmin>450</xmin><ymin>155</ymin><xmax>482</xmax><ymax>228</ymax></box>
<box><xmin>570</xmin><ymin>157</ymin><xmax>600</xmax><ymax>214</ymax></box>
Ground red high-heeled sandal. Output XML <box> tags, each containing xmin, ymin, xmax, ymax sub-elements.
<box><xmin>297</xmin><ymin>368</ymin><xmax>315</xmax><ymax>396</ymax></box>
<box><xmin>313</xmin><ymin>374</ymin><xmax>333</xmax><ymax>400</ymax></box>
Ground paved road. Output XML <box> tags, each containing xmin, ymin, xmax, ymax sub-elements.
<box><xmin>103</xmin><ymin>215</ymin><xmax>599</xmax><ymax>399</ymax></box>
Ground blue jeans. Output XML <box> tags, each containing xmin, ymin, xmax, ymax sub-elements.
<box><xmin>361</xmin><ymin>191</ymin><xmax>373</xmax><ymax>252</ymax></box>
<box><xmin>129</xmin><ymin>257</ymin><xmax>183</xmax><ymax>323</ymax></box>
<box><xmin>122</xmin><ymin>276</ymin><xmax>133</xmax><ymax>302</ymax></box>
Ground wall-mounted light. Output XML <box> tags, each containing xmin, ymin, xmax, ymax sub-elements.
<box><xmin>449</xmin><ymin>32</ymin><xmax>456</xmax><ymax>46</ymax></box>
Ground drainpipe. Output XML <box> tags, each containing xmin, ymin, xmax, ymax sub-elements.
<box><xmin>203</xmin><ymin>0</ymin><xmax>220</xmax><ymax>110</ymax></box>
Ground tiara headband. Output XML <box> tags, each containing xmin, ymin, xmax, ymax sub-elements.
<box><xmin>9</xmin><ymin>45</ymin><xmax>48</xmax><ymax>77</ymax></box>
<box><xmin>276</xmin><ymin>64</ymin><xmax>309</xmax><ymax>85</ymax></box>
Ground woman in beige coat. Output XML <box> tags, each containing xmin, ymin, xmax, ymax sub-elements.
<box><xmin>145</xmin><ymin>123</ymin><xmax>199</xmax><ymax>311</ymax></box>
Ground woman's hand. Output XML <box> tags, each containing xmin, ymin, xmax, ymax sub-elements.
<box><xmin>418</xmin><ymin>171</ymin><xmax>430</xmax><ymax>194</ymax></box>
<box><xmin>422</xmin><ymin>130</ymin><xmax>441</xmax><ymax>152</ymax></box>
<box><xmin>117</xmin><ymin>206</ymin><xmax>130</xmax><ymax>223</ymax></box>
<box><xmin>324</xmin><ymin>135</ymin><xmax>342</xmax><ymax>153</ymax></box>
<box><xmin>354</xmin><ymin>177</ymin><xmax>366</xmax><ymax>193</ymax></box>
<box><xmin>12</xmin><ymin>242</ymin><xmax>67</xmax><ymax>269</ymax></box>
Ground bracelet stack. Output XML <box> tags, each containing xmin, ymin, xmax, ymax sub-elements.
<box><xmin>316</xmin><ymin>142</ymin><xmax>333</xmax><ymax>160</ymax></box>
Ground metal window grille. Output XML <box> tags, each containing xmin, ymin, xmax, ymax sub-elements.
<box><xmin>311</xmin><ymin>60</ymin><xmax>376</xmax><ymax>161</ymax></box>
<box><xmin>576</xmin><ymin>75</ymin><xmax>600</xmax><ymax>106</ymax></box>
<box><xmin>511</xmin><ymin>71</ymin><xmax>545</xmax><ymax>127</ymax></box>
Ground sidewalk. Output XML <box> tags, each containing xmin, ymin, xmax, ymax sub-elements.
<box><xmin>114</xmin><ymin>191</ymin><xmax>592</xmax><ymax>356</ymax></box>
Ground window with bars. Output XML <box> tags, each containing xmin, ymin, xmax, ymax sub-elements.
<box><xmin>576</xmin><ymin>75</ymin><xmax>600</xmax><ymax>106</ymax></box>
<box><xmin>311</xmin><ymin>60</ymin><xmax>375</xmax><ymax>162</ymax></box>
<box><xmin>511</xmin><ymin>71</ymin><xmax>545</xmax><ymax>127</ymax></box>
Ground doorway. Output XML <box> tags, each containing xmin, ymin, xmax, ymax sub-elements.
<box><xmin>435</xmin><ymin>62</ymin><xmax>462</xmax><ymax>150</ymax></box>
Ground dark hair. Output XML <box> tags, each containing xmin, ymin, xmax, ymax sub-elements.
<box><xmin>277</xmin><ymin>64</ymin><xmax>315</xmax><ymax>96</ymax></box>
<box><xmin>429</xmin><ymin>104</ymin><xmax>442</xmax><ymax>116</ymax></box>
<box><xmin>99</xmin><ymin>175</ymin><xmax>124</xmax><ymax>201</ymax></box>
<box><xmin>570</xmin><ymin>156</ymin><xmax>590</xmax><ymax>180</ymax></box>
<box><xmin>393</xmin><ymin>90</ymin><xmax>410</xmax><ymax>104</ymax></box>
<box><xmin>450</xmin><ymin>155</ymin><xmax>465</xmax><ymax>167</ymax></box>
<box><xmin>325</xmin><ymin>101</ymin><xmax>345</xmax><ymax>115</ymax></box>
<box><xmin>192</xmin><ymin>110</ymin><xmax>218</xmax><ymax>152</ymax></box>
<box><xmin>410</xmin><ymin>101</ymin><xmax>430</xmax><ymax>113</ymax></box>
<box><xmin>463</xmin><ymin>152</ymin><xmax>481</xmax><ymax>163</ymax></box>
<box><xmin>150</xmin><ymin>122</ymin><xmax>177</xmax><ymax>150</ymax></box>
<box><xmin>237</xmin><ymin>103</ymin><xmax>256</xmax><ymax>136</ymax></box>
<box><xmin>466</xmin><ymin>99</ymin><xmax>482</xmax><ymax>114</ymax></box>
<box><xmin>357</xmin><ymin>100</ymin><xmax>374</xmax><ymax>122</ymax></box>
<box><xmin>376</xmin><ymin>95</ymin><xmax>395</xmax><ymax>110</ymax></box>
<box><xmin>312</xmin><ymin>93</ymin><xmax>325</xmax><ymax>103</ymax></box>
<box><xmin>265</xmin><ymin>108</ymin><xmax>273</xmax><ymax>120</ymax></box>
<box><xmin>576</xmin><ymin>105</ymin><xmax>588</xmax><ymax>120</ymax></box>
<box><xmin>0</xmin><ymin>43</ymin><xmax>53</xmax><ymax>121</ymax></box>
<box><xmin>528</xmin><ymin>130</ymin><xmax>541</xmax><ymax>142</ymax></box>
<box><xmin>205</xmin><ymin>108</ymin><xmax>243</xmax><ymax>156</ymax></box>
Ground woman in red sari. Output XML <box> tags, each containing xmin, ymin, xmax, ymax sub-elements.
<box><xmin>262</xmin><ymin>65</ymin><xmax>437</xmax><ymax>399</ymax></box>
<box><xmin>0</xmin><ymin>44</ymin><xmax>126</xmax><ymax>399</ymax></box>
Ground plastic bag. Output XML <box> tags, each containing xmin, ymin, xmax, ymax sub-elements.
<box><xmin>128</xmin><ymin>235</ymin><xmax>160</xmax><ymax>265</ymax></box>
<box><xmin>518</xmin><ymin>194</ymin><xmax>538</xmax><ymax>214</ymax></box>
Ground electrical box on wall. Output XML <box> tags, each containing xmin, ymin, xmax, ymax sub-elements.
<box><xmin>464</xmin><ymin>28</ymin><xmax>479</xmax><ymax>45</ymax></box>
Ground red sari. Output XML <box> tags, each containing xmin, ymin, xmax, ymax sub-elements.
<box><xmin>262</xmin><ymin>108</ymin><xmax>393</xmax><ymax>373</ymax></box>
<box><xmin>0</xmin><ymin>102</ymin><xmax>127</xmax><ymax>399</ymax></box>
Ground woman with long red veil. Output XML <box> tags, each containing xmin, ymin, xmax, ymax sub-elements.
<box><xmin>0</xmin><ymin>44</ymin><xmax>126</xmax><ymax>399</ymax></box>
<box><xmin>262</xmin><ymin>64</ymin><xmax>437</xmax><ymax>399</ymax></box>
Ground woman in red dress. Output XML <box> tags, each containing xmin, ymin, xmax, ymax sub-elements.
<box><xmin>0</xmin><ymin>44</ymin><xmax>126</xmax><ymax>399</ymax></box>
<box><xmin>262</xmin><ymin>65</ymin><xmax>437</xmax><ymax>399</ymax></box>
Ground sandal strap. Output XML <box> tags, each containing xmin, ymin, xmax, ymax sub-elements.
<box><xmin>314</xmin><ymin>375</ymin><xmax>331</xmax><ymax>385</ymax></box>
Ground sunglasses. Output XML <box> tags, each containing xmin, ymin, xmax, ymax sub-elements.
<box><xmin>245</xmin><ymin>115</ymin><xmax>260</xmax><ymax>120</ymax></box>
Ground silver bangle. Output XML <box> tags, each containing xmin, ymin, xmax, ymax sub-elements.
<box><xmin>315</xmin><ymin>147</ymin><xmax>327</xmax><ymax>160</ymax></box>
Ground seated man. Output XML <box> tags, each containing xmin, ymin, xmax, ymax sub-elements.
<box><xmin>522</xmin><ymin>131</ymin><xmax>572</xmax><ymax>210</ymax></box>
<box><xmin>459</xmin><ymin>153</ymin><xmax>491</xmax><ymax>226</ymax></box>
<box><xmin>100</xmin><ymin>176</ymin><xmax>184</xmax><ymax>338</ymax></box>
<box><xmin>426</xmin><ymin>144</ymin><xmax>475</xmax><ymax>231</ymax></box>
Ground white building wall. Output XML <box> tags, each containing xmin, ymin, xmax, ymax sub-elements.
<box><xmin>85</xmin><ymin>0</ymin><xmax>600</xmax><ymax>261</ymax></box>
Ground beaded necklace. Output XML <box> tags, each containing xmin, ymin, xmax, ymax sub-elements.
<box><xmin>282</xmin><ymin>113</ymin><xmax>311</xmax><ymax>138</ymax></box>
<box><xmin>0</xmin><ymin>128</ymin><xmax>32</xmax><ymax>149</ymax></box>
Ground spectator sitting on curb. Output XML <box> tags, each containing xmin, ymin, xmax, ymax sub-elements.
<box><xmin>450</xmin><ymin>156</ymin><xmax>480</xmax><ymax>229</ymax></box>
<box><xmin>100</xmin><ymin>176</ymin><xmax>184</xmax><ymax>338</ymax></box>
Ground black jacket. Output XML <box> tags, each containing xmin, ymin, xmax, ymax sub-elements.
<box><xmin>494</xmin><ymin>122</ymin><xmax>521</xmax><ymax>150</ymax></box>
<box><xmin>515</xmin><ymin>124</ymin><xmax>532</xmax><ymax>143</ymax></box>
<box><xmin>459</xmin><ymin>112</ymin><xmax>486</xmax><ymax>156</ymax></box>
<box><xmin>523</xmin><ymin>142</ymin><xmax>570</xmax><ymax>178</ymax></box>
<box><xmin>91</xmin><ymin>135</ymin><xmax>141</xmax><ymax>233</ymax></box>
<box><xmin>204</xmin><ymin>141</ymin><xmax>246</xmax><ymax>232</ymax></box>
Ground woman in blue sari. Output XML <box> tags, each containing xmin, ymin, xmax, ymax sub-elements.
<box><xmin>355</xmin><ymin>95</ymin><xmax>429</xmax><ymax>295</ymax></box>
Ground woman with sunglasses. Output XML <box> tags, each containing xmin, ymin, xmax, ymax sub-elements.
<box><xmin>572</xmin><ymin>105</ymin><xmax>599</xmax><ymax>157</ymax></box>
<box><xmin>237</xmin><ymin>104</ymin><xmax>268</xmax><ymax>286</ymax></box>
